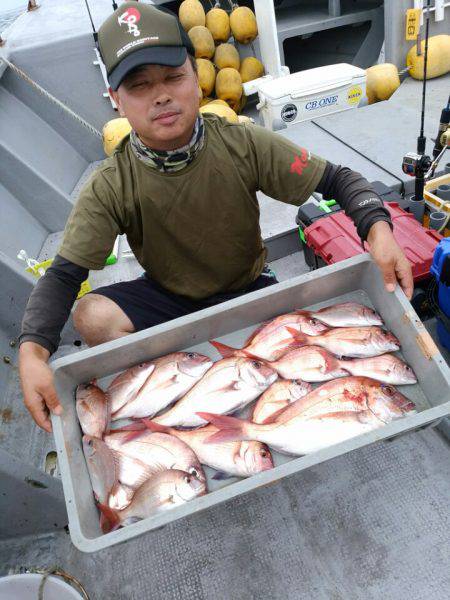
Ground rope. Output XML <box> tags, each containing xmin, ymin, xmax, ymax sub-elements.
<box><xmin>0</xmin><ymin>56</ymin><xmax>103</xmax><ymax>139</ymax></box>
<box><xmin>35</xmin><ymin>565</ymin><xmax>90</xmax><ymax>600</ymax></box>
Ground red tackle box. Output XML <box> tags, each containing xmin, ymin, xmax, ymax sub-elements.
<box><xmin>304</xmin><ymin>202</ymin><xmax>442</xmax><ymax>282</ymax></box>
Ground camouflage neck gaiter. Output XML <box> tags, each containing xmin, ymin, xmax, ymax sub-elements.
<box><xmin>130</xmin><ymin>115</ymin><xmax>205</xmax><ymax>173</ymax></box>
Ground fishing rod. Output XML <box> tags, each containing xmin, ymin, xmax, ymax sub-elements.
<box><xmin>402</xmin><ymin>0</ymin><xmax>449</xmax><ymax>200</ymax></box>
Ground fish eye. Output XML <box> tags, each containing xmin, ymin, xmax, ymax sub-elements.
<box><xmin>184</xmin><ymin>475</ymin><xmax>191</xmax><ymax>484</ymax></box>
<box><xmin>293</xmin><ymin>379</ymin><xmax>302</xmax><ymax>385</ymax></box>
<box><xmin>189</xmin><ymin>467</ymin><xmax>199</xmax><ymax>478</ymax></box>
<box><xmin>88</xmin><ymin>439</ymin><xmax>93</xmax><ymax>447</ymax></box>
<box><xmin>252</xmin><ymin>361</ymin><xmax>261</xmax><ymax>369</ymax></box>
<box><xmin>187</xmin><ymin>353</ymin><xmax>196</xmax><ymax>359</ymax></box>
<box><xmin>260</xmin><ymin>449</ymin><xmax>267</xmax><ymax>457</ymax></box>
<box><xmin>382</xmin><ymin>384</ymin><xmax>396</xmax><ymax>396</ymax></box>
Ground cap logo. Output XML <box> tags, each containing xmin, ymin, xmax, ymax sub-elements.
<box><xmin>118</xmin><ymin>7</ymin><xmax>141</xmax><ymax>37</ymax></box>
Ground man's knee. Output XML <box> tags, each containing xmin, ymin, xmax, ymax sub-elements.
<box><xmin>73</xmin><ymin>294</ymin><xmax>107</xmax><ymax>334</ymax></box>
<box><xmin>73</xmin><ymin>293</ymin><xmax>133</xmax><ymax>346</ymax></box>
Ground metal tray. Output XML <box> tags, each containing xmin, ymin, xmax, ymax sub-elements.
<box><xmin>51</xmin><ymin>255</ymin><xmax>450</xmax><ymax>552</ymax></box>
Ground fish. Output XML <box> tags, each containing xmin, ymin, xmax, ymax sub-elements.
<box><xmin>211</xmin><ymin>313</ymin><xmax>327</xmax><ymax>363</ymax></box>
<box><xmin>307</xmin><ymin>302</ymin><xmax>383</xmax><ymax>327</ymax></box>
<box><xmin>135</xmin><ymin>418</ymin><xmax>274</xmax><ymax>478</ymax></box>
<box><xmin>200</xmin><ymin>376</ymin><xmax>416</xmax><ymax>456</ymax></box>
<box><xmin>269</xmin><ymin>346</ymin><xmax>350</xmax><ymax>382</ymax></box>
<box><xmin>98</xmin><ymin>469</ymin><xmax>206</xmax><ymax>533</ymax></box>
<box><xmin>252</xmin><ymin>379</ymin><xmax>313</xmax><ymax>424</ymax></box>
<box><xmin>76</xmin><ymin>382</ymin><xmax>110</xmax><ymax>438</ymax></box>
<box><xmin>286</xmin><ymin>326</ymin><xmax>400</xmax><ymax>358</ymax></box>
<box><xmin>337</xmin><ymin>354</ymin><xmax>417</xmax><ymax>385</ymax></box>
<box><xmin>269</xmin><ymin>347</ymin><xmax>416</xmax><ymax>385</ymax></box>
<box><xmin>104</xmin><ymin>430</ymin><xmax>206</xmax><ymax>484</ymax></box>
<box><xmin>151</xmin><ymin>356</ymin><xmax>278</xmax><ymax>428</ymax></box>
<box><xmin>106</xmin><ymin>362</ymin><xmax>156</xmax><ymax>414</ymax></box>
<box><xmin>111</xmin><ymin>352</ymin><xmax>213</xmax><ymax>421</ymax></box>
<box><xmin>211</xmin><ymin>325</ymin><xmax>399</xmax><ymax>362</ymax></box>
<box><xmin>82</xmin><ymin>435</ymin><xmax>119</xmax><ymax>505</ymax></box>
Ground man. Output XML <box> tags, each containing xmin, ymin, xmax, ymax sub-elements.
<box><xmin>18</xmin><ymin>3</ymin><xmax>413</xmax><ymax>433</ymax></box>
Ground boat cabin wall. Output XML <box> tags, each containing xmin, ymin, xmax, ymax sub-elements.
<box><xmin>4</xmin><ymin>33</ymin><xmax>114</xmax><ymax>161</ymax></box>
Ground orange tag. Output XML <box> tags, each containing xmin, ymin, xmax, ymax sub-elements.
<box><xmin>406</xmin><ymin>9</ymin><xmax>421</xmax><ymax>41</ymax></box>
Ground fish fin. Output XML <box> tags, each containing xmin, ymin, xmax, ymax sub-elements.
<box><xmin>121</xmin><ymin>430</ymin><xmax>148</xmax><ymax>443</ymax></box>
<box><xmin>210</xmin><ymin>339</ymin><xmax>264</xmax><ymax>361</ymax></box>
<box><xmin>285</xmin><ymin>327</ymin><xmax>308</xmax><ymax>343</ymax></box>
<box><xmin>140</xmin><ymin>418</ymin><xmax>171</xmax><ymax>434</ymax></box>
<box><xmin>198</xmin><ymin>412</ymin><xmax>248</xmax><ymax>443</ymax></box>
<box><xmin>212</xmin><ymin>471</ymin><xmax>235</xmax><ymax>480</ymax></box>
<box><xmin>209</xmin><ymin>340</ymin><xmax>240</xmax><ymax>358</ymax></box>
<box><xmin>97</xmin><ymin>503</ymin><xmax>120</xmax><ymax>533</ymax></box>
<box><xmin>261</xmin><ymin>405</ymin><xmax>289</xmax><ymax>424</ymax></box>
<box><xmin>243</xmin><ymin>321</ymin><xmax>270</xmax><ymax>345</ymax></box>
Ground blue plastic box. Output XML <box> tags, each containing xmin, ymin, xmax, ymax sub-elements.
<box><xmin>430</xmin><ymin>238</ymin><xmax>450</xmax><ymax>350</ymax></box>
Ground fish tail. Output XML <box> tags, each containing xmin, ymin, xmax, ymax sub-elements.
<box><xmin>197</xmin><ymin>412</ymin><xmax>251</xmax><ymax>443</ymax></box>
<box><xmin>209</xmin><ymin>340</ymin><xmax>240</xmax><ymax>358</ymax></box>
<box><xmin>97</xmin><ymin>502</ymin><xmax>120</xmax><ymax>533</ymax></box>
<box><xmin>141</xmin><ymin>418</ymin><xmax>172</xmax><ymax>434</ymax></box>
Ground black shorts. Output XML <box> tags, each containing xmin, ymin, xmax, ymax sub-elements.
<box><xmin>91</xmin><ymin>268</ymin><xmax>278</xmax><ymax>332</ymax></box>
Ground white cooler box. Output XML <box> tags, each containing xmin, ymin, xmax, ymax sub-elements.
<box><xmin>257</xmin><ymin>63</ymin><xmax>367</xmax><ymax>130</ymax></box>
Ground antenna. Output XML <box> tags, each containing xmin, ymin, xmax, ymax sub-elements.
<box><xmin>83</xmin><ymin>0</ymin><xmax>98</xmax><ymax>47</ymax></box>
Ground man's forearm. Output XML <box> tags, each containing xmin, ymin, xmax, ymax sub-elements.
<box><xmin>19</xmin><ymin>255</ymin><xmax>89</xmax><ymax>355</ymax></box>
<box><xmin>316</xmin><ymin>163</ymin><xmax>393</xmax><ymax>241</ymax></box>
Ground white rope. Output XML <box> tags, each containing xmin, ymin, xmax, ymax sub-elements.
<box><xmin>0</xmin><ymin>55</ymin><xmax>103</xmax><ymax>139</ymax></box>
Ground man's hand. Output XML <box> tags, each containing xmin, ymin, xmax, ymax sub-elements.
<box><xmin>367</xmin><ymin>221</ymin><xmax>414</xmax><ymax>300</ymax></box>
<box><xmin>19</xmin><ymin>342</ymin><xmax>62</xmax><ymax>433</ymax></box>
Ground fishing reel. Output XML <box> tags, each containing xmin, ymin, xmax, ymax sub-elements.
<box><xmin>401</xmin><ymin>152</ymin><xmax>432</xmax><ymax>177</ymax></box>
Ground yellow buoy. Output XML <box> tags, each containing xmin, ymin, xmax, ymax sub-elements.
<box><xmin>216</xmin><ymin>67</ymin><xmax>243</xmax><ymax>108</ymax></box>
<box><xmin>199</xmin><ymin>102</ymin><xmax>239</xmax><ymax>123</ymax></box>
<box><xmin>239</xmin><ymin>56</ymin><xmax>264</xmax><ymax>83</ymax></box>
<box><xmin>365</xmin><ymin>63</ymin><xmax>400</xmax><ymax>104</ymax></box>
<box><xmin>199</xmin><ymin>96</ymin><xmax>213</xmax><ymax>107</ymax></box>
<box><xmin>406</xmin><ymin>35</ymin><xmax>450</xmax><ymax>80</ymax></box>
<box><xmin>102</xmin><ymin>118</ymin><xmax>132</xmax><ymax>156</ymax></box>
<box><xmin>196</xmin><ymin>58</ymin><xmax>216</xmax><ymax>97</ymax></box>
<box><xmin>205</xmin><ymin>7</ymin><xmax>230</xmax><ymax>44</ymax></box>
<box><xmin>188</xmin><ymin>25</ymin><xmax>215</xmax><ymax>59</ymax></box>
<box><xmin>214</xmin><ymin>43</ymin><xmax>241</xmax><ymax>70</ymax></box>
<box><xmin>230</xmin><ymin>7</ymin><xmax>258</xmax><ymax>45</ymax></box>
<box><xmin>208</xmin><ymin>99</ymin><xmax>229</xmax><ymax>107</ymax></box>
<box><xmin>179</xmin><ymin>0</ymin><xmax>205</xmax><ymax>32</ymax></box>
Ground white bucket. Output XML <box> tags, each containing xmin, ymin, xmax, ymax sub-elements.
<box><xmin>0</xmin><ymin>574</ymin><xmax>84</xmax><ymax>600</ymax></box>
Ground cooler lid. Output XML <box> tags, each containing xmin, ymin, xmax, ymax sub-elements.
<box><xmin>258</xmin><ymin>63</ymin><xmax>366</xmax><ymax>101</ymax></box>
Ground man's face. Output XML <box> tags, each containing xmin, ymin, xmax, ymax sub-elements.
<box><xmin>110</xmin><ymin>58</ymin><xmax>200</xmax><ymax>151</ymax></box>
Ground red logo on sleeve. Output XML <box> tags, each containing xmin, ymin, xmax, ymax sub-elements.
<box><xmin>290</xmin><ymin>149</ymin><xmax>309</xmax><ymax>176</ymax></box>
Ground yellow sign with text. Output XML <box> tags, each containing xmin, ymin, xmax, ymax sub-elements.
<box><xmin>406</xmin><ymin>8</ymin><xmax>421</xmax><ymax>41</ymax></box>
<box><xmin>347</xmin><ymin>85</ymin><xmax>362</xmax><ymax>106</ymax></box>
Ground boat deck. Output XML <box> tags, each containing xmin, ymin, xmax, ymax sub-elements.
<box><xmin>0</xmin><ymin>2</ymin><xmax>449</xmax><ymax>598</ymax></box>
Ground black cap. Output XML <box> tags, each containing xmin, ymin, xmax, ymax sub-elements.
<box><xmin>98</xmin><ymin>2</ymin><xmax>195</xmax><ymax>91</ymax></box>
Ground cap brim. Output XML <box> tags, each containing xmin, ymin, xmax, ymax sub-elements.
<box><xmin>109</xmin><ymin>46</ymin><xmax>188</xmax><ymax>90</ymax></box>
